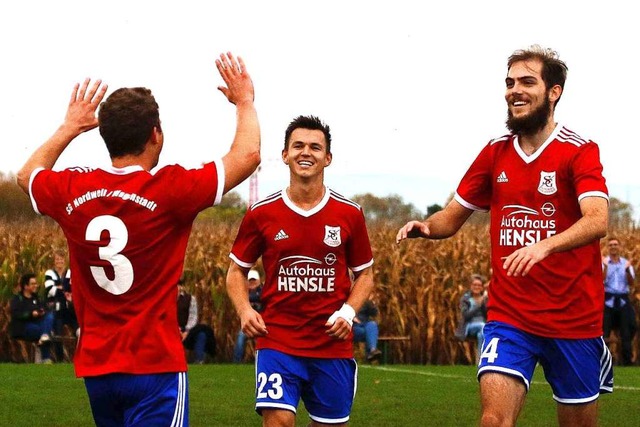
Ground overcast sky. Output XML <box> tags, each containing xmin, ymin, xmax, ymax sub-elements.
<box><xmin>1</xmin><ymin>1</ymin><xmax>638</xmax><ymax>217</ymax></box>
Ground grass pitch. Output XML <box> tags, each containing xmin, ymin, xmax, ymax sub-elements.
<box><xmin>0</xmin><ymin>363</ymin><xmax>638</xmax><ymax>426</ymax></box>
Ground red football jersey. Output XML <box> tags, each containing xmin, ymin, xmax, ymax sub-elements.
<box><xmin>455</xmin><ymin>124</ymin><xmax>608</xmax><ymax>339</ymax></box>
<box><xmin>29</xmin><ymin>162</ymin><xmax>224</xmax><ymax>377</ymax></box>
<box><xmin>229</xmin><ymin>188</ymin><xmax>374</xmax><ymax>358</ymax></box>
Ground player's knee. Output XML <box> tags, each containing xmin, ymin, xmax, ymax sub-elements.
<box><xmin>262</xmin><ymin>409</ymin><xmax>295</xmax><ymax>427</ymax></box>
<box><xmin>480</xmin><ymin>409</ymin><xmax>516</xmax><ymax>427</ymax></box>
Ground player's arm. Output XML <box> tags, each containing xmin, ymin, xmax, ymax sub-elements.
<box><xmin>216</xmin><ymin>52</ymin><xmax>261</xmax><ymax>194</ymax></box>
<box><xmin>396</xmin><ymin>198</ymin><xmax>474</xmax><ymax>243</ymax></box>
<box><xmin>503</xmin><ymin>196</ymin><xmax>608</xmax><ymax>277</ymax></box>
<box><xmin>226</xmin><ymin>261</ymin><xmax>267</xmax><ymax>338</ymax></box>
<box><xmin>16</xmin><ymin>79</ymin><xmax>108</xmax><ymax>193</ymax></box>
<box><xmin>325</xmin><ymin>266</ymin><xmax>374</xmax><ymax>340</ymax></box>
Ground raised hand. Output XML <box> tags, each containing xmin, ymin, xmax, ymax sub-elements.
<box><xmin>216</xmin><ymin>52</ymin><xmax>254</xmax><ymax>105</ymax></box>
<box><xmin>65</xmin><ymin>78</ymin><xmax>108</xmax><ymax>134</ymax></box>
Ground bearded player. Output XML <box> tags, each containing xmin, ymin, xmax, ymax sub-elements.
<box><xmin>226</xmin><ymin>115</ymin><xmax>374</xmax><ymax>427</ymax></box>
<box><xmin>17</xmin><ymin>52</ymin><xmax>260</xmax><ymax>426</ymax></box>
<box><xmin>397</xmin><ymin>45</ymin><xmax>612</xmax><ymax>427</ymax></box>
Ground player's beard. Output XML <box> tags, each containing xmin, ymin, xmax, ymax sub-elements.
<box><xmin>506</xmin><ymin>92</ymin><xmax>552</xmax><ymax>136</ymax></box>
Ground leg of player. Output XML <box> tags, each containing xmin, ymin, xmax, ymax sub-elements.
<box><xmin>557</xmin><ymin>402</ymin><xmax>598</xmax><ymax>427</ymax></box>
<box><xmin>262</xmin><ymin>408</ymin><xmax>296</xmax><ymax>427</ymax></box>
<box><xmin>479</xmin><ymin>373</ymin><xmax>527</xmax><ymax>427</ymax></box>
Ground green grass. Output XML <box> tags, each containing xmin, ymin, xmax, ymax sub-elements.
<box><xmin>0</xmin><ymin>363</ymin><xmax>638</xmax><ymax>426</ymax></box>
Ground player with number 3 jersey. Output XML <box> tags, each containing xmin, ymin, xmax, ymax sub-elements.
<box><xmin>17</xmin><ymin>52</ymin><xmax>260</xmax><ymax>426</ymax></box>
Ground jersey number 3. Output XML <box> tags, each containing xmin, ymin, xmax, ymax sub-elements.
<box><xmin>85</xmin><ymin>215</ymin><xmax>134</xmax><ymax>295</ymax></box>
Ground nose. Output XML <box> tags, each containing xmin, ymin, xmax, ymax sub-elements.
<box><xmin>511</xmin><ymin>81</ymin><xmax>525</xmax><ymax>95</ymax></box>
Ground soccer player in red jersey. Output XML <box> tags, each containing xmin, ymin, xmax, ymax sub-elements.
<box><xmin>226</xmin><ymin>115</ymin><xmax>374</xmax><ymax>426</ymax></box>
<box><xmin>397</xmin><ymin>45</ymin><xmax>611</xmax><ymax>427</ymax></box>
<box><xmin>17</xmin><ymin>52</ymin><xmax>260</xmax><ymax>426</ymax></box>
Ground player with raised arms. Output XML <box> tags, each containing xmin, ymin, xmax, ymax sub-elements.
<box><xmin>17</xmin><ymin>52</ymin><xmax>260</xmax><ymax>426</ymax></box>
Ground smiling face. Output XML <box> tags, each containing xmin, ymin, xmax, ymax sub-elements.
<box><xmin>607</xmin><ymin>239</ymin><xmax>621</xmax><ymax>257</ymax></box>
<box><xmin>505</xmin><ymin>59</ymin><xmax>560</xmax><ymax>136</ymax></box>
<box><xmin>282</xmin><ymin>128</ymin><xmax>332</xmax><ymax>180</ymax></box>
<box><xmin>470</xmin><ymin>278</ymin><xmax>484</xmax><ymax>296</ymax></box>
<box><xmin>54</xmin><ymin>253</ymin><xmax>66</xmax><ymax>270</ymax></box>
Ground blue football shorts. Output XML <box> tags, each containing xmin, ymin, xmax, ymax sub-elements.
<box><xmin>255</xmin><ymin>348</ymin><xmax>357</xmax><ymax>424</ymax></box>
<box><xmin>477</xmin><ymin>321</ymin><xmax>613</xmax><ymax>404</ymax></box>
<box><xmin>84</xmin><ymin>371</ymin><xmax>188</xmax><ymax>427</ymax></box>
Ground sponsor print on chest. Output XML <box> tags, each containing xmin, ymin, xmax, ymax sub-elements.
<box><xmin>274</xmin><ymin>224</ymin><xmax>342</xmax><ymax>293</ymax></box>
<box><xmin>495</xmin><ymin>168</ymin><xmax>559</xmax><ymax>247</ymax></box>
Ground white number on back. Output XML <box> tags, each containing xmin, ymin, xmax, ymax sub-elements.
<box><xmin>85</xmin><ymin>215</ymin><xmax>134</xmax><ymax>295</ymax></box>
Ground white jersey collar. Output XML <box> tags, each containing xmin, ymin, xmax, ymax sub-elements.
<box><xmin>104</xmin><ymin>164</ymin><xmax>146</xmax><ymax>175</ymax></box>
<box><xmin>281</xmin><ymin>186</ymin><xmax>330</xmax><ymax>217</ymax></box>
<box><xmin>513</xmin><ymin>122</ymin><xmax>562</xmax><ymax>164</ymax></box>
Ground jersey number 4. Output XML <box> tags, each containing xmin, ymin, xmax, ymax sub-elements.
<box><xmin>85</xmin><ymin>215</ymin><xmax>134</xmax><ymax>295</ymax></box>
<box><xmin>480</xmin><ymin>337</ymin><xmax>499</xmax><ymax>363</ymax></box>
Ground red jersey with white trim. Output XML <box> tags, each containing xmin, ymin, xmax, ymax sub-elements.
<box><xmin>229</xmin><ymin>188</ymin><xmax>374</xmax><ymax>358</ymax></box>
<box><xmin>29</xmin><ymin>162</ymin><xmax>224</xmax><ymax>377</ymax></box>
<box><xmin>455</xmin><ymin>124</ymin><xmax>608</xmax><ymax>339</ymax></box>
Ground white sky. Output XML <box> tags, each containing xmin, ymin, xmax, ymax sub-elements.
<box><xmin>1</xmin><ymin>1</ymin><xmax>639</xmax><ymax>217</ymax></box>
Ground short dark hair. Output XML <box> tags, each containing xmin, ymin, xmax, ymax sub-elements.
<box><xmin>284</xmin><ymin>115</ymin><xmax>331</xmax><ymax>153</ymax></box>
<box><xmin>20</xmin><ymin>273</ymin><xmax>36</xmax><ymax>291</ymax></box>
<box><xmin>98</xmin><ymin>87</ymin><xmax>161</xmax><ymax>158</ymax></box>
<box><xmin>507</xmin><ymin>45</ymin><xmax>568</xmax><ymax>107</ymax></box>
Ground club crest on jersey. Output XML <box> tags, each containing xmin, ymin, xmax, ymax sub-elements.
<box><xmin>323</xmin><ymin>225</ymin><xmax>341</xmax><ymax>247</ymax></box>
<box><xmin>538</xmin><ymin>171</ymin><xmax>557</xmax><ymax>195</ymax></box>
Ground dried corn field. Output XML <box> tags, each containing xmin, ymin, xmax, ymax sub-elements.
<box><xmin>1</xmin><ymin>219</ymin><xmax>639</xmax><ymax>364</ymax></box>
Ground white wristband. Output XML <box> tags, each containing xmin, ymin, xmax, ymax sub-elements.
<box><xmin>327</xmin><ymin>303</ymin><xmax>356</xmax><ymax>327</ymax></box>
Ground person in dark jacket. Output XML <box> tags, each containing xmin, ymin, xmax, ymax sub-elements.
<box><xmin>177</xmin><ymin>279</ymin><xmax>216</xmax><ymax>364</ymax></box>
<box><xmin>44</xmin><ymin>248</ymin><xmax>78</xmax><ymax>362</ymax></box>
<box><xmin>10</xmin><ymin>273</ymin><xmax>54</xmax><ymax>363</ymax></box>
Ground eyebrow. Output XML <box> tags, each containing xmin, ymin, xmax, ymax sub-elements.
<box><xmin>505</xmin><ymin>75</ymin><xmax>538</xmax><ymax>84</ymax></box>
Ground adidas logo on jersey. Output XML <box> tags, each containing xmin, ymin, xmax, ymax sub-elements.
<box><xmin>496</xmin><ymin>171</ymin><xmax>509</xmax><ymax>183</ymax></box>
<box><xmin>274</xmin><ymin>229</ymin><xmax>289</xmax><ymax>241</ymax></box>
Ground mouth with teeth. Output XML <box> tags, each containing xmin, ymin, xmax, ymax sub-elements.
<box><xmin>298</xmin><ymin>161</ymin><xmax>314</xmax><ymax>167</ymax></box>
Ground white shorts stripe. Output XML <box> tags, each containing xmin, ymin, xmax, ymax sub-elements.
<box><xmin>478</xmin><ymin>366</ymin><xmax>531</xmax><ymax>390</ymax></box>
<box><xmin>171</xmin><ymin>372</ymin><xmax>187</xmax><ymax>427</ymax></box>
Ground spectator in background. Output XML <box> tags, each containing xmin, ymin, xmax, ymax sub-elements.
<box><xmin>353</xmin><ymin>295</ymin><xmax>382</xmax><ymax>362</ymax></box>
<box><xmin>177</xmin><ymin>279</ymin><xmax>216</xmax><ymax>364</ymax></box>
<box><xmin>44</xmin><ymin>248</ymin><xmax>71</xmax><ymax>316</ymax></box>
<box><xmin>10</xmin><ymin>273</ymin><xmax>54</xmax><ymax>363</ymax></box>
<box><xmin>44</xmin><ymin>248</ymin><xmax>78</xmax><ymax>361</ymax></box>
<box><xmin>455</xmin><ymin>274</ymin><xmax>488</xmax><ymax>358</ymax></box>
<box><xmin>233</xmin><ymin>269</ymin><xmax>263</xmax><ymax>363</ymax></box>
<box><xmin>602</xmin><ymin>237</ymin><xmax>637</xmax><ymax>366</ymax></box>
